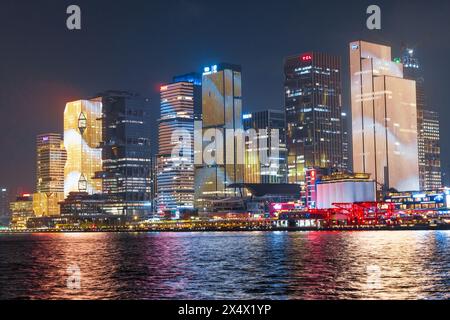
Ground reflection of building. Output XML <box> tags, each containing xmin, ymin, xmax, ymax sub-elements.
<box><xmin>10</xmin><ymin>194</ymin><xmax>34</xmax><ymax>229</ymax></box>
<box><xmin>402</xmin><ymin>47</ymin><xmax>442</xmax><ymax>190</ymax></box>
<box><xmin>195</xmin><ymin>64</ymin><xmax>244</xmax><ymax>211</ymax></box>
<box><xmin>350</xmin><ymin>41</ymin><xmax>419</xmax><ymax>192</ymax></box>
<box><xmin>316</xmin><ymin>172</ymin><xmax>376</xmax><ymax>209</ymax></box>
<box><xmin>99</xmin><ymin>91</ymin><xmax>152</xmax><ymax>217</ymax></box>
<box><xmin>285</xmin><ymin>52</ymin><xmax>345</xmax><ymax>184</ymax></box>
<box><xmin>34</xmin><ymin>133</ymin><xmax>67</xmax><ymax>216</ymax></box>
<box><xmin>157</xmin><ymin>74</ymin><xmax>201</xmax><ymax>216</ymax></box>
<box><xmin>64</xmin><ymin>99</ymin><xmax>103</xmax><ymax>197</ymax></box>
<box><xmin>243</xmin><ymin>110</ymin><xmax>287</xmax><ymax>184</ymax></box>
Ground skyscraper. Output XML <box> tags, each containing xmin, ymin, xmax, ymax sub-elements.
<box><xmin>243</xmin><ymin>109</ymin><xmax>288</xmax><ymax>184</ymax></box>
<box><xmin>350</xmin><ymin>41</ymin><xmax>419</xmax><ymax>192</ymax></box>
<box><xmin>402</xmin><ymin>47</ymin><xmax>442</xmax><ymax>190</ymax></box>
<box><xmin>0</xmin><ymin>187</ymin><xmax>9</xmax><ymax>222</ymax></box>
<box><xmin>157</xmin><ymin>74</ymin><xmax>201</xmax><ymax>216</ymax></box>
<box><xmin>99</xmin><ymin>91</ymin><xmax>152</xmax><ymax>216</ymax></box>
<box><xmin>34</xmin><ymin>133</ymin><xmax>67</xmax><ymax>216</ymax></box>
<box><xmin>36</xmin><ymin>134</ymin><xmax>66</xmax><ymax>193</ymax></box>
<box><xmin>195</xmin><ymin>64</ymin><xmax>244</xmax><ymax>211</ymax></box>
<box><xmin>64</xmin><ymin>99</ymin><xmax>103</xmax><ymax>197</ymax></box>
<box><xmin>285</xmin><ymin>52</ymin><xmax>345</xmax><ymax>185</ymax></box>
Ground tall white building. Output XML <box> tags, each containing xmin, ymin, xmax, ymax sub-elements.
<box><xmin>350</xmin><ymin>41</ymin><xmax>419</xmax><ymax>191</ymax></box>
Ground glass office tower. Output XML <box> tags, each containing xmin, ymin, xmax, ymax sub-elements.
<box><xmin>402</xmin><ymin>48</ymin><xmax>442</xmax><ymax>190</ymax></box>
<box><xmin>34</xmin><ymin>133</ymin><xmax>67</xmax><ymax>216</ymax></box>
<box><xmin>64</xmin><ymin>99</ymin><xmax>103</xmax><ymax>197</ymax></box>
<box><xmin>350</xmin><ymin>41</ymin><xmax>419</xmax><ymax>192</ymax></box>
<box><xmin>0</xmin><ymin>187</ymin><xmax>9</xmax><ymax>222</ymax></box>
<box><xmin>99</xmin><ymin>91</ymin><xmax>152</xmax><ymax>216</ymax></box>
<box><xmin>284</xmin><ymin>52</ymin><xmax>345</xmax><ymax>185</ymax></box>
<box><xmin>157</xmin><ymin>74</ymin><xmax>201</xmax><ymax>216</ymax></box>
<box><xmin>243</xmin><ymin>109</ymin><xmax>288</xmax><ymax>184</ymax></box>
<box><xmin>195</xmin><ymin>64</ymin><xmax>244</xmax><ymax>211</ymax></box>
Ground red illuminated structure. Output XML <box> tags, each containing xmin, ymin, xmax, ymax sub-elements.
<box><xmin>300</xmin><ymin>53</ymin><xmax>313</xmax><ymax>62</ymax></box>
<box><xmin>272</xmin><ymin>201</ymin><xmax>400</xmax><ymax>226</ymax></box>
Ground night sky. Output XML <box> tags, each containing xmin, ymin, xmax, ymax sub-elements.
<box><xmin>1</xmin><ymin>0</ymin><xmax>449</xmax><ymax>196</ymax></box>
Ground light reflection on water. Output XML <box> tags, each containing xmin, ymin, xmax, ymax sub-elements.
<box><xmin>0</xmin><ymin>231</ymin><xmax>448</xmax><ymax>300</ymax></box>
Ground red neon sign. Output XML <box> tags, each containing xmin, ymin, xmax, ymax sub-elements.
<box><xmin>301</xmin><ymin>53</ymin><xmax>313</xmax><ymax>62</ymax></box>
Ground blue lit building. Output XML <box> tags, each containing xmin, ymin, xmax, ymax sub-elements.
<box><xmin>157</xmin><ymin>73</ymin><xmax>201</xmax><ymax>217</ymax></box>
<box><xmin>99</xmin><ymin>91</ymin><xmax>153</xmax><ymax>217</ymax></box>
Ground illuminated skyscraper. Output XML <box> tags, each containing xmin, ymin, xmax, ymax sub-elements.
<box><xmin>64</xmin><ymin>99</ymin><xmax>103</xmax><ymax>197</ymax></box>
<box><xmin>36</xmin><ymin>134</ymin><xmax>66</xmax><ymax>193</ymax></box>
<box><xmin>157</xmin><ymin>74</ymin><xmax>201</xmax><ymax>216</ymax></box>
<box><xmin>99</xmin><ymin>91</ymin><xmax>152</xmax><ymax>216</ymax></box>
<box><xmin>0</xmin><ymin>187</ymin><xmax>9</xmax><ymax>221</ymax></box>
<box><xmin>243</xmin><ymin>109</ymin><xmax>288</xmax><ymax>184</ymax></box>
<box><xmin>34</xmin><ymin>133</ymin><xmax>67</xmax><ymax>216</ymax></box>
<box><xmin>402</xmin><ymin>47</ymin><xmax>442</xmax><ymax>190</ymax></box>
<box><xmin>284</xmin><ymin>52</ymin><xmax>345</xmax><ymax>185</ymax></box>
<box><xmin>350</xmin><ymin>41</ymin><xmax>419</xmax><ymax>191</ymax></box>
<box><xmin>195</xmin><ymin>64</ymin><xmax>244</xmax><ymax>211</ymax></box>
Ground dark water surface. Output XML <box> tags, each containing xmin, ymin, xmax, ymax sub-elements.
<box><xmin>0</xmin><ymin>231</ymin><xmax>449</xmax><ymax>300</ymax></box>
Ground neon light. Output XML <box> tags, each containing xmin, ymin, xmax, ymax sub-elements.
<box><xmin>301</xmin><ymin>54</ymin><xmax>313</xmax><ymax>62</ymax></box>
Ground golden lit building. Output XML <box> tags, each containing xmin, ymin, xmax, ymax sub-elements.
<box><xmin>64</xmin><ymin>99</ymin><xmax>103</xmax><ymax>197</ymax></box>
<box><xmin>10</xmin><ymin>194</ymin><xmax>34</xmax><ymax>229</ymax></box>
<box><xmin>34</xmin><ymin>133</ymin><xmax>67</xmax><ymax>216</ymax></box>
<box><xmin>194</xmin><ymin>64</ymin><xmax>244</xmax><ymax>211</ymax></box>
<box><xmin>350</xmin><ymin>41</ymin><xmax>419</xmax><ymax>192</ymax></box>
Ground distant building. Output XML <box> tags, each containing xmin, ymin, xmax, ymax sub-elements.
<box><xmin>350</xmin><ymin>41</ymin><xmax>419</xmax><ymax>192</ymax></box>
<box><xmin>402</xmin><ymin>47</ymin><xmax>442</xmax><ymax>190</ymax></box>
<box><xmin>34</xmin><ymin>133</ymin><xmax>66</xmax><ymax>216</ymax></box>
<box><xmin>157</xmin><ymin>74</ymin><xmax>201</xmax><ymax>216</ymax></box>
<box><xmin>285</xmin><ymin>52</ymin><xmax>345</xmax><ymax>185</ymax></box>
<box><xmin>0</xmin><ymin>187</ymin><xmax>9</xmax><ymax>223</ymax></box>
<box><xmin>10</xmin><ymin>194</ymin><xmax>34</xmax><ymax>229</ymax></box>
<box><xmin>64</xmin><ymin>99</ymin><xmax>103</xmax><ymax>196</ymax></box>
<box><xmin>99</xmin><ymin>91</ymin><xmax>152</xmax><ymax>217</ymax></box>
<box><xmin>243</xmin><ymin>109</ymin><xmax>287</xmax><ymax>184</ymax></box>
<box><xmin>195</xmin><ymin>64</ymin><xmax>244</xmax><ymax>211</ymax></box>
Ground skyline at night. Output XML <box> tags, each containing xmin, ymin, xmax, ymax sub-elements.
<box><xmin>1</xmin><ymin>0</ymin><xmax>450</xmax><ymax>195</ymax></box>
<box><xmin>1</xmin><ymin>0</ymin><xmax>450</xmax><ymax>305</ymax></box>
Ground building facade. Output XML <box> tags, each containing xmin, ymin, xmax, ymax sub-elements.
<box><xmin>350</xmin><ymin>41</ymin><xmax>420</xmax><ymax>192</ymax></box>
<box><xmin>64</xmin><ymin>99</ymin><xmax>103</xmax><ymax>197</ymax></box>
<box><xmin>243</xmin><ymin>109</ymin><xmax>288</xmax><ymax>184</ymax></box>
<box><xmin>402</xmin><ymin>48</ymin><xmax>442</xmax><ymax>190</ymax></box>
<box><xmin>34</xmin><ymin>133</ymin><xmax>67</xmax><ymax>216</ymax></box>
<box><xmin>285</xmin><ymin>52</ymin><xmax>345</xmax><ymax>185</ymax></box>
<box><xmin>195</xmin><ymin>64</ymin><xmax>244</xmax><ymax>211</ymax></box>
<box><xmin>99</xmin><ymin>91</ymin><xmax>152</xmax><ymax>217</ymax></box>
<box><xmin>157</xmin><ymin>74</ymin><xmax>201</xmax><ymax>216</ymax></box>
<box><xmin>0</xmin><ymin>187</ymin><xmax>9</xmax><ymax>222</ymax></box>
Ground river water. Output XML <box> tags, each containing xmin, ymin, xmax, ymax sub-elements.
<box><xmin>0</xmin><ymin>231</ymin><xmax>448</xmax><ymax>300</ymax></box>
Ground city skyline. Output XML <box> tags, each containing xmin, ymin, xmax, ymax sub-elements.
<box><xmin>1</xmin><ymin>0</ymin><xmax>450</xmax><ymax>195</ymax></box>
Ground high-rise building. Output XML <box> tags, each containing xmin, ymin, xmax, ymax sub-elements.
<box><xmin>157</xmin><ymin>74</ymin><xmax>201</xmax><ymax>216</ymax></box>
<box><xmin>402</xmin><ymin>47</ymin><xmax>442</xmax><ymax>190</ymax></box>
<box><xmin>99</xmin><ymin>91</ymin><xmax>152</xmax><ymax>216</ymax></box>
<box><xmin>64</xmin><ymin>99</ymin><xmax>103</xmax><ymax>197</ymax></box>
<box><xmin>243</xmin><ymin>109</ymin><xmax>288</xmax><ymax>184</ymax></box>
<box><xmin>10</xmin><ymin>194</ymin><xmax>34</xmax><ymax>229</ymax></box>
<box><xmin>0</xmin><ymin>187</ymin><xmax>9</xmax><ymax>221</ymax></box>
<box><xmin>36</xmin><ymin>134</ymin><xmax>66</xmax><ymax>193</ymax></box>
<box><xmin>284</xmin><ymin>52</ymin><xmax>345</xmax><ymax>185</ymax></box>
<box><xmin>350</xmin><ymin>40</ymin><xmax>419</xmax><ymax>192</ymax></box>
<box><xmin>33</xmin><ymin>134</ymin><xmax>67</xmax><ymax>216</ymax></box>
<box><xmin>195</xmin><ymin>64</ymin><xmax>244</xmax><ymax>211</ymax></box>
